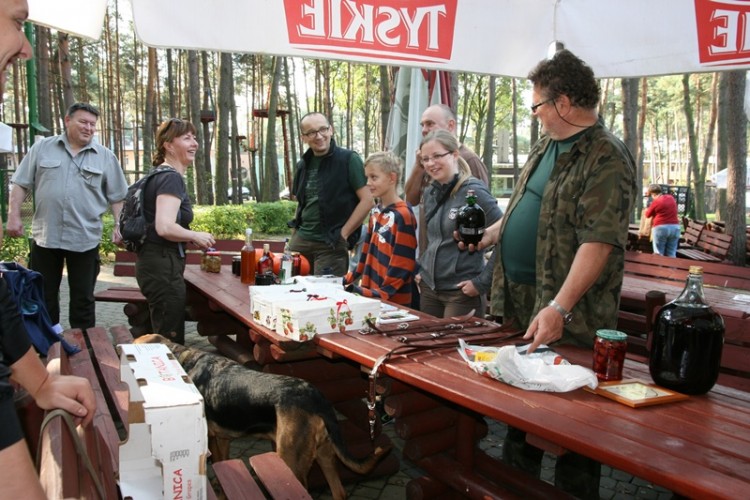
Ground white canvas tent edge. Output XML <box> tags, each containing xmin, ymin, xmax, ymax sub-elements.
<box><xmin>26</xmin><ymin>0</ymin><xmax>750</xmax><ymax>79</ymax></box>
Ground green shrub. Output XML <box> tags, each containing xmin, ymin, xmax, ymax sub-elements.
<box><xmin>191</xmin><ymin>201</ymin><xmax>296</xmax><ymax>238</ymax></box>
<box><xmin>1</xmin><ymin>201</ymin><xmax>298</xmax><ymax>263</ymax></box>
<box><xmin>251</xmin><ymin>201</ymin><xmax>297</xmax><ymax>235</ymax></box>
<box><xmin>191</xmin><ymin>205</ymin><xmax>253</xmax><ymax>239</ymax></box>
<box><xmin>0</xmin><ymin>235</ymin><xmax>30</xmax><ymax>264</ymax></box>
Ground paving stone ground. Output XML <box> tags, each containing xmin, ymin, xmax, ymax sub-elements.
<box><xmin>57</xmin><ymin>263</ymin><xmax>673</xmax><ymax>499</ymax></box>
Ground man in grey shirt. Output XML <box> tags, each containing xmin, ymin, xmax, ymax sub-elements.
<box><xmin>7</xmin><ymin>102</ymin><xmax>128</xmax><ymax>329</ymax></box>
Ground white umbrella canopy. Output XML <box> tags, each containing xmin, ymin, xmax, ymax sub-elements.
<box><xmin>28</xmin><ymin>0</ymin><xmax>750</xmax><ymax>78</ymax></box>
<box><xmin>27</xmin><ymin>0</ymin><xmax>107</xmax><ymax>40</ymax></box>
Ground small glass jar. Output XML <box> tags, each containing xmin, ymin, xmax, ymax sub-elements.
<box><xmin>593</xmin><ymin>329</ymin><xmax>628</xmax><ymax>381</ymax></box>
<box><xmin>232</xmin><ymin>255</ymin><xmax>241</xmax><ymax>276</ymax></box>
<box><xmin>204</xmin><ymin>251</ymin><xmax>222</xmax><ymax>273</ymax></box>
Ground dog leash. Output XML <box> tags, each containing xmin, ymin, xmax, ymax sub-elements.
<box><xmin>362</xmin><ymin>321</ymin><xmax>524</xmax><ymax>440</ymax></box>
<box><xmin>36</xmin><ymin>409</ymin><xmax>107</xmax><ymax>499</ymax></box>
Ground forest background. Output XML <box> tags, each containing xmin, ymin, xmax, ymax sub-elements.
<box><xmin>0</xmin><ymin>0</ymin><xmax>748</xmax><ymax>264</ymax></box>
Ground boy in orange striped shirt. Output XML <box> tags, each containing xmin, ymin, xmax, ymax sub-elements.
<box><xmin>344</xmin><ymin>152</ymin><xmax>417</xmax><ymax>306</ymax></box>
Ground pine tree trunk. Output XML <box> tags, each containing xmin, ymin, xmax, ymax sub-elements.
<box><xmin>216</xmin><ymin>52</ymin><xmax>232</xmax><ymax>205</ymax></box>
<box><xmin>201</xmin><ymin>51</ymin><xmax>215</xmax><ymax>205</ymax></box>
<box><xmin>622</xmin><ymin>78</ymin><xmax>639</xmax><ymax>220</ymax></box>
<box><xmin>188</xmin><ymin>51</ymin><xmax>209</xmax><ymax>204</ymax></box>
<box><xmin>263</xmin><ymin>57</ymin><xmax>282</xmax><ymax>202</ymax></box>
<box><xmin>35</xmin><ymin>26</ymin><xmax>51</xmax><ymax>135</ymax></box>
<box><xmin>143</xmin><ymin>47</ymin><xmax>158</xmax><ymax>166</ymax></box>
<box><xmin>482</xmin><ymin>76</ymin><xmax>496</xmax><ymax>180</ymax></box>
<box><xmin>682</xmin><ymin>74</ymin><xmax>704</xmax><ymax>220</ymax></box>
<box><xmin>379</xmin><ymin>65</ymin><xmax>391</xmax><ymax>151</ymax></box>
<box><xmin>57</xmin><ymin>33</ymin><xmax>74</xmax><ymax>113</ymax></box>
<box><xmin>724</xmin><ymin>70</ymin><xmax>748</xmax><ymax>265</ymax></box>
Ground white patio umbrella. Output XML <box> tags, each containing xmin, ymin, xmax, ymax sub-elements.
<box><xmin>28</xmin><ymin>0</ymin><xmax>750</xmax><ymax>79</ymax></box>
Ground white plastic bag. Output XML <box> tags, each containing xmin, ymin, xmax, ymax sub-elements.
<box><xmin>458</xmin><ymin>339</ymin><xmax>598</xmax><ymax>392</ymax></box>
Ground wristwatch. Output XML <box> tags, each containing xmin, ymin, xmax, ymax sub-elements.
<box><xmin>548</xmin><ymin>299</ymin><xmax>573</xmax><ymax>325</ymax></box>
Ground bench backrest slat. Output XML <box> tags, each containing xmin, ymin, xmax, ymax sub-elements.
<box><xmin>683</xmin><ymin>220</ymin><xmax>705</xmax><ymax>247</ymax></box>
<box><xmin>112</xmin><ymin>239</ymin><xmax>286</xmax><ymax>277</ymax></box>
<box><xmin>695</xmin><ymin>228</ymin><xmax>733</xmax><ymax>260</ymax></box>
<box><xmin>624</xmin><ymin>251</ymin><xmax>750</xmax><ymax>290</ymax></box>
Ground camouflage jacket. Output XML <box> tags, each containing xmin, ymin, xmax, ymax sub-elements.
<box><xmin>490</xmin><ymin>120</ymin><xmax>636</xmax><ymax>347</ymax></box>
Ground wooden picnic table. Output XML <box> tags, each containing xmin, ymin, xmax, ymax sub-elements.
<box><xmin>316</xmin><ymin>327</ymin><xmax>750</xmax><ymax>499</ymax></box>
<box><xmin>183</xmin><ymin>264</ymin><xmax>750</xmax><ymax>498</ymax></box>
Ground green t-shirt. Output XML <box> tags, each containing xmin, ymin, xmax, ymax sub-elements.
<box><xmin>501</xmin><ymin>132</ymin><xmax>583</xmax><ymax>284</ymax></box>
<box><xmin>297</xmin><ymin>154</ymin><xmax>366</xmax><ymax>241</ymax></box>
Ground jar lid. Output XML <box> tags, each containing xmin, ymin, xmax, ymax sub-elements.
<box><xmin>232</xmin><ymin>255</ymin><xmax>241</xmax><ymax>261</ymax></box>
<box><xmin>596</xmin><ymin>329</ymin><xmax>627</xmax><ymax>341</ymax></box>
<box><xmin>206</xmin><ymin>251</ymin><xmax>220</xmax><ymax>256</ymax></box>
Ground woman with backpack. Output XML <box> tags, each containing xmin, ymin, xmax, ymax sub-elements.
<box><xmin>135</xmin><ymin>118</ymin><xmax>215</xmax><ymax>344</ymax></box>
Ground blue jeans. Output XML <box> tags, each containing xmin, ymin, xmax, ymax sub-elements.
<box><xmin>652</xmin><ymin>224</ymin><xmax>681</xmax><ymax>257</ymax></box>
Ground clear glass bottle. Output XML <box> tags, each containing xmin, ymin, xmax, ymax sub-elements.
<box><xmin>257</xmin><ymin>243</ymin><xmax>274</xmax><ymax>276</ymax></box>
<box><xmin>280</xmin><ymin>238</ymin><xmax>293</xmax><ymax>283</ymax></box>
<box><xmin>456</xmin><ymin>189</ymin><xmax>485</xmax><ymax>245</ymax></box>
<box><xmin>240</xmin><ymin>228</ymin><xmax>256</xmax><ymax>284</ymax></box>
<box><xmin>649</xmin><ymin>266</ymin><xmax>725</xmax><ymax>395</ymax></box>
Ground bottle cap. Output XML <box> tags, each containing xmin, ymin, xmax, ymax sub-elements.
<box><xmin>596</xmin><ymin>329</ymin><xmax>628</xmax><ymax>342</ymax></box>
<box><xmin>264</xmin><ymin>243</ymin><xmax>270</xmax><ymax>252</ymax></box>
<box><xmin>689</xmin><ymin>266</ymin><xmax>703</xmax><ymax>275</ymax></box>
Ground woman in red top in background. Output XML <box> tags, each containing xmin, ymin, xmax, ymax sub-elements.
<box><xmin>645</xmin><ymin>184</ymin><xmax>681</xmax><ymax>257</ymax></box>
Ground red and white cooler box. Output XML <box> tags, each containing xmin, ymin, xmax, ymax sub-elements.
<box><xmin>249</xmin><ymin>283</ymin><xmax>380</xmax><ymax>341</ymax></box>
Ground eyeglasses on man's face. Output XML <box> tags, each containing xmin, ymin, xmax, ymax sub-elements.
<box><xmin>419</xmin><ymin>151</ymin><xmax>452</xmax><ymax>165</ymax></box>
<box><xmin>302</xmin><ymin>125</ymin><xmax>331</xmax><ymax>139</ymax></box>
<box><xmin>530</xmin><ymin>98</ymin><xmax>554</xmax><ymax>113</ymax></box>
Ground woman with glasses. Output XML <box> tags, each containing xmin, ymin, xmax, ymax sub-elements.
<box><xmin>135</xmin><ymin>118</ymin><xmax>215</xmax><ymax>344</ymax></box>
<box><xmin>416</xmin><ymin>130</ymin><xmax>502</xmax><ymax>318</ymax></box>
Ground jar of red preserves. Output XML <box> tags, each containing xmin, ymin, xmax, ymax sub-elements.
<box><xmin>593</xmin><ymin>329</ymin><xmax>628</xmax><ymax>381</ymax></box>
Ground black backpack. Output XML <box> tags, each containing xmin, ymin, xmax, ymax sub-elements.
<box><xmin>119</xmin><ymin>166</ymin><xmax>174</xmax><ymax>252</ymax></box>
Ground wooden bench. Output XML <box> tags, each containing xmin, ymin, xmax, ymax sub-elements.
<box><xmin>676</xmin><ymin>225</ymin><xmax>733</xmax><ymax>262</ymax></box>
<box><xmin>37</xmin><ymin>326</ymin><xmax>309</xmax><ymax>499</ymax></box>
<box><xmin>619</xmin><ymin>251</ymin><xmax>750</xmax><ymax>390</ymax></box>
<box><xmin>95</xmin><ymin>239</ymin><xmax>285</xmax><ymax>335</ymax></box>
<box><xmin>679</xmin><ymin>218</ymin><xmax>705</xmax><ymax>248</ymax></box>
<box><xmin>38</xmin><ymin>327</ymin><xmax>130</xmax><ymax>499</ymax></box>
<box><xmin>623</xmin><ymin>250</ymin><xmax>750</xmax><ymax>290</ymax></box>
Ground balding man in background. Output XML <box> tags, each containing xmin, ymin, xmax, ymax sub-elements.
<box><xmin>404</xmin><ymin>103</ymin><xmax>489</xmax><ymax>207</ymax></box>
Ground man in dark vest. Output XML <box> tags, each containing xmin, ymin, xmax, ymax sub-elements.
<box><xmin>289</xmin><ymin>112</ymin><xmax>372</xmax><ymax>276</ymax></box>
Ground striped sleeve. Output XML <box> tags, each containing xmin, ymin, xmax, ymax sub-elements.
<box><xmin>356</xmin><ymin>202</ymin><xmax>417</xmax><ymax>305</ymax></box>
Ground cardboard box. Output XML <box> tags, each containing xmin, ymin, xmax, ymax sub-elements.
<box><xmin>275</xmin><ymin>291</ymin><xmax>381</xmax><ymax>341</ymax></box>
<box><xmin>119</xmin><ymin>343</ymin><xmax>208</xmax><ymax>499</ymax></box>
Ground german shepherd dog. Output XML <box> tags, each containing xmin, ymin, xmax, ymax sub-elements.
<box><xmin>133</xmin><ymin>334</ymin><xmax>390</xmax><ymax>499</ymax></box>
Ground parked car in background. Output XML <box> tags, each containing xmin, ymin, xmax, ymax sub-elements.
<box><xmin>228</xmin><ymin>186</ymin><xmax>252</xmax><ymax>201</ymax></box>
